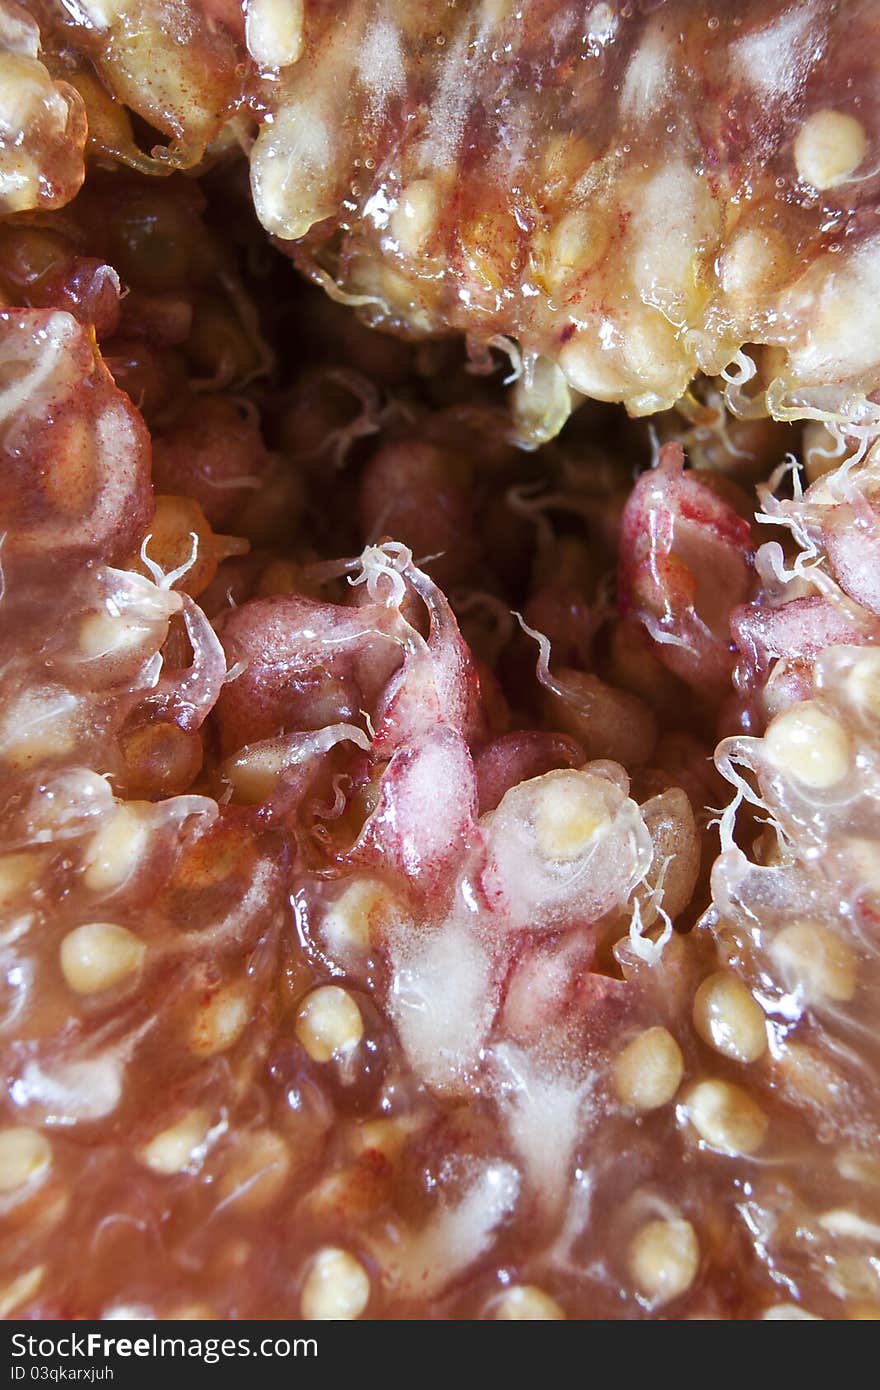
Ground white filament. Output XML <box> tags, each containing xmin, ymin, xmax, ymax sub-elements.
<box><xmin>139</xmin><ymin>531</ymin><xmax>199</xmax><ymax>591</ymax></box>
<box><xmin>628</xmin><ymin>895</ymin><xmax>673</xmax><ymax>965</ymax></box>
<box><xmin>348</xmin><ymin>541</ymin><xmax>413</xmax><ymax>609</ymax></box>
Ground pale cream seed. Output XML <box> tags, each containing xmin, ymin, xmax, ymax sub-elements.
<box><xmin>531</xmin><ymin>771</ymin><xmax>612</xmax><ymax>862</ymax></box>
<box><xmin>295</xmin><ymin>986</ymin><xmax>363</xmax><ymax>1063</ymax></box>
<box><xmin>390</xmin><ymin>179</ymin><xmax>439</xmax><ymax>257</ymax></box>
<box><xmin>0</xmin><ymin>1127</ymin><xmax>51</xmax><ymax>1195</ymax></box>
<box><xmin>764</xmin><ymin>701</ymin><xmax>851</xmax><ymax>790</ymax></box>
<box><xmin>839</xmin><ymin>649</ymin><xmax>880</xmax><ymax>717</ymax></box>
<box><xmin>492</xmin><ymin>1285</ymin><xmax>565</xmax><ymax>1320</ymax></box>
<box><xmin>613</xmin><ymin>1026</ymin><xmax>684</xmax><ymax>1112</ymax></box>
<box><xmin>683</xmin><ymin>1079</ymin><xmax>768</xmax><ymax>1156</ymax></box>
<box><xmin>321</xmin><ymin>878</ymin><xmax>403</xmax><ymax>956</ymax></box>
<box><xmin>542</xmin><ymin>207</ymin><xmax>611</xmax><ymax>287</ymax></box>
<box><xmin>843</xmin><ymin>837</ymin><xmax>880</xmax><ymax>909</ymax></box>
<box><xmin>250</xmin><ymin>101</ymin><xmax>336</xmax><ymax>241</ymax></box>
<box><xmin>836</xmin><ymin>1151</ymin><xmax>880</xmax><ymax>1188</ymax></box>
<box><xmin>818</xmin><ymin>1209</ymin><xmax>880</xmax><ymax>1243</ymax></box>
<box><xmin>168</xmin><ymin>1302</ymin><xmax>217</xmax><ymax>1320</ymax></box>
<box><xmin>623</xmin><ymin>312</ymin><xmax>682</xmax><ymax>401</ymax></box>
<box><xmin>794</xmin><ymin>109</ymin><xmax>866</xmax><ymax>190</ymax></box>
<box><xmin>103</xmin><ymin>1304</ymin><xmax>155</xmax><ymax>1321</ymax></box>
<box><xmin>0</xmin><ymin>688</ymin><xmax>79</xmax><ymax>767</ymax></box>
<box><xmin>833</xmin><ymin>1252</ymin><xmax>880</xmax><ymax>1302</ymax></box>
<box><xmin>629</xmin><ymin>1219</ymin><xmax>699</xmax><ymax>1308</ymax></box>
<box><xmin>541</xmin><ymin>132</ymin><xmax>595</xmax><ymax>195</ymax></box>
<box><xmin>189</xmin><ymin>985</ymin><xmax>250</xmax><ymax>1057</ymax></box>
<box><xmin>720</xmin><ymin>226</ymin><xmax>792</xmax><ymax>301</ymax></box>
<box><xmin>0</xmin><ymin>1267</ymin><xmax>44</xmax><ymax>1318</ymax></box>
<box><xmin>770</xmin><ymin>921</ymin><xmax>857</xmax><ymax>1004</ymax></box>
<box><xmin>78</xmin><ymin>612</ymin><xmax>151</xmax><ymax>661</ymax></box>
<box><xmin>692</xmin><ymin>972</ymin><xmax>767</xmax><ymax>1063</ymax></box>
<box><xmin>558</xmin><ymin>333</ymin><xmax>627</xmax><ymax>404</ymax></box>
<box><xmin>245</xmin><ymin>0</ymin><xmax>303</xmax><ymax>69</ymax></box>
<box><xmin>0</xmin><ymin>853</ymin><xmax>38</xmax><ymax>911</ymax></box>
<box><xmin>222</xmin><ymin>744</ymin><xmax>292</xmax><ymax>805</ymax></box>
<box><xmin>300</xmin><ymin>1248</ymin><xmax>370</xmax><ymax>1320</ymax></box>
<box><xmin>763</xmin><ymin>1304</ymin><xmax>823</xmax><ymax>1320</ymax></box>
<box><xmin>60</xmin><ymin>922</ymin><xmax>145</xmax><ymax>995</ymax></box>
<box><xmin>774</xmin><ymin>1041</ymin><xmax>844</xmax><ymax>1108</ymax></box>
<box><xmin>82</xmin><ymin>804</ymin><xmax>150</xmax><ymax>892</ymax></box>
<box><xmin>218</xmin><ymin>1130</ymin><xmax>291</xmax><ymax>1212</ymax></box>
<box><xmin>139</xmin><ymin>1109</ymin><xmax>212</xmax><ymax>1176</ymax></box>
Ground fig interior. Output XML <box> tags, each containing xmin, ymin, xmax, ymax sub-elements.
<box><xmin>0</xmin><ymin>0</ymin><xmax>879</xmax><ymax>1321</ymax></box>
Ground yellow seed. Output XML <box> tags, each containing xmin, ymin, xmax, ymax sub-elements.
<box><xmin>770</xmin><ymin>921</ymin><xmax>857</xmax><ymax>1004</ymax></box>
<box><xmin>837</xmin><ymin>1151</ymin><xmax>880</xmax><ymax>1187</ymax></box>
<box><xmin>629</xmin><ymin>1219</ymin><xmax>699</xmax><ymax>1308</ymax></box>
<box><xmin>774</xmin><ymin>1041</ymin><xmax>844</xmax><ymax>1108</ymax></box>
<box><xmin>391</xmin><ymin>179</ymin><xmax>439</xmax><ymax>257</ymax></box>
<box><xmin>840</xmin><ymin>649</ymin><xmax>880</xmax><ymax>717</ymax></box>
<box><xmin>511</xmin><ymin>355</ymin><xmax>574</xmax><ymax>446</ymax></box>
<box><xmin>250</xmin><ymin>100</ymin><xmax>336</xmax><ymax>241</ymax></box>
<box><xmin>558</xmin><ymin>332</ymin><xmax>626</xmax><ymax>403</ymax></box>
<box><xmin>321</xmin><ymin>878</ymin><xmax>403</xmax><ymax>955</ymax></box>
<box><xmin>349</xmin><ymin>1116</ymin><xmax>418</xmax><ymax>1161</ymax></box>
<box><xmin>245</xmin><ymin>0</ymin><xmax>304</xmax><ymax>69</ymax></box>
<box><xmin>763</xmin><ymin>1303</ymin><xmax>823</xmax><ymax>1320</ymax></box>
<box><xmin>761</xmin><ymin>1306</ymin><xmax>823</xmax><ymax>1317</ymax></box>
<box><xmin>0</xmin><ymin>1267</ymin><xmax>44</xmax><ymax>1318</ymax></box>
<box><xmin>764</xmin><ymin>701</ymin><xmax>851</xmax><ymax>790</ymax></box>
<box><xmin>82</xmin><ymin>804</ymin><xmax>150</xmax><ymax>892</ymax></box>
<box><xmin>492</xmin><ymin>1285</ymin><xmax>565</xmax><ymax>1319</ymax></box>
<box><xmin>60</xmin><ymin>922</ymin><xmax>145</xmax><ymax>995</ymax></box>
<box><xmin>78</xmin><ymin>612</ymin><xmax>151</xmax><ymax>661</ymax></box>
<box><xmin>222</xmin><ymin>745</ymin><xmax>292</xmax><ymax>805</ymax></box>
<box><xmin>540</xmin><ymin>207</ymin><xmax>611</xmax><ymax>288</ymax></box>
<box><xmin>692</xmin><ymin>972</ymin><xmax>767</xmax><ymax>1063</ymax></box>
<box><xmin>189</xmin><ymin>985</ymin><xmax>250</xmax><ymax>1057</ymax></box>
<box><xmin>794</xmin><ymin>110</ymin><xmax>866</xmax><ymax>190</ymax></box>
<box><xmin>0</xmin><ymin>853</ymin><xmax>38</xmax><ymax>912</ymax></box>
<box><xmin>103</xmin><ymin>1303</ymin><xmax>155</xmax><ymax>1320</ymax></box>
<box><xmin>300</xmin><ymin>1248</ymin><xmax>370</xmax><ymax>1320</ymax></box>
<box><xmin>843</xmin><ymin>837</ymin><xmax>880</xmax><ymax>912</ymax></box>
<box><xmin>0</xmin><ymin>688</ymin><xmax>79</xmax><ymax>767</ymax></box>
<box><xmin>833</xmin><ymin>1253</ymin><xmax>880</xmax><ymax>1301</ymax></box>
<box><xmin>542</xmin><ymin>132</ymin><xmax>595</xmax><ymax>198</ymax></box>
<box><xmin>683</xmin><ymin>1079</ymin><xmax>768</xmax><ymax>1156</ymax></box>
<box><xmin>139</xmin><ymin>1109</ymin><xmax>212</xmax><ymax>1175</ymax></box>
<box><xmin>720</xmin><ymin>226</ymin><xmax>792</xmax><ymax>302</ymax></box>
<box><xmin>0</xmin><ymin>1127</ymin><xmax>51</xmax><ymax>1194</ymax></box>
<box><xmin>295</xmin><ymin>986</ymin><xmax>363</xmax><ymax>1063</ymax></box>
<box><xmin>622</xmin><ymin>312</ymin><xmax>682</xmax><ymax>398</ymax></box>
<box><xmin>819</xmin><ymin>1209</ymin><xmax>880</xmax><ymax>1243</ymax></box>
<box><xmin>218</xmin><ymin>1130</ymin><xmax>291</xmax><ymax>1212</ymax></box>
<box><xmin>531</xmin><ymin>771</ymin><xmax>612</xmax><ymax>862</ymax></box>
<box><xmin>613</xmin><ymin>1027</ymin><xmax>684</xmax><ymax>1112</ymax></box>
<box><xmin>31</xmin><ymin>1188</ymin><xmax>68</xmax><ymax>1238</ymax></box>
<box><xmin>168</xmin><ymin>1302</ymin><xmax>217</xmax><ymax>1320</ymax></box>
